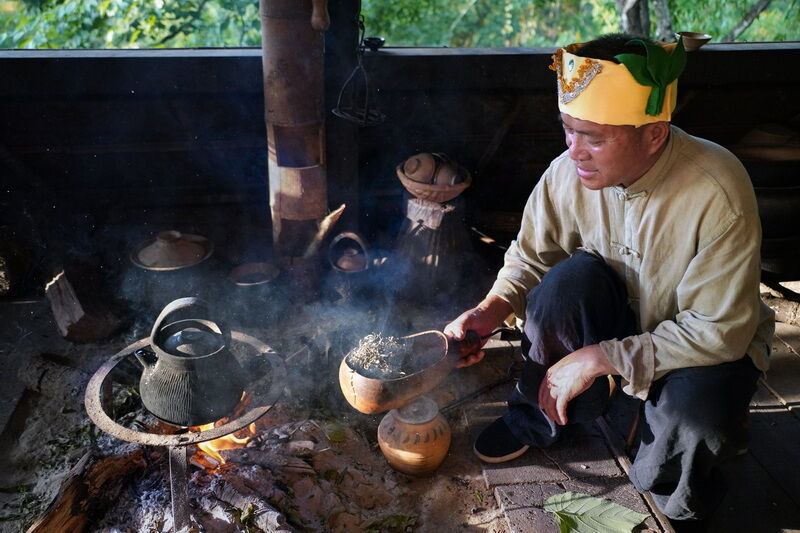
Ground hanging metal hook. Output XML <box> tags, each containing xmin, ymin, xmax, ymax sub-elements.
<box><xmin>332</xmin><ymin>14</ymin><xmax>385</xmax><ymax>127</ymax></box>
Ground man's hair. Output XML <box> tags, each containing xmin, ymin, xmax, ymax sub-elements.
<box><xmin>573</xmin><ymin>33</ymin><xmax>655</xmax><ymax>63</ymax></box>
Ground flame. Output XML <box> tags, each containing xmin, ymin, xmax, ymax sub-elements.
<box><xmin>193</xmin><ymin>422</ymin><xmax>257</xmax><ymax>465</ymax></box>
<box><xmin>190</xmin><ymin>392</ymin><xmax>257</xmax><ymax>467</ymax></box>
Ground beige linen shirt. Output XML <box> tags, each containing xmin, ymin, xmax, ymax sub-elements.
<box><xmin>488</xmin><ymin>126</ymin><xmax>774</xmax><ymax>400</ymax></box>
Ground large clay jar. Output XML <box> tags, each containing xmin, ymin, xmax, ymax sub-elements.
<box><xmin>377</xmin><ymin>396</ymin><xmax>451</xmax><ymax>476</ymax></box>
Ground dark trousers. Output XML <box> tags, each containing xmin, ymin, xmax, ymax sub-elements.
<box><xmin>503</xmin><ymin>250</ymin><xmax>760</xmax><ymax>520</ymax></box>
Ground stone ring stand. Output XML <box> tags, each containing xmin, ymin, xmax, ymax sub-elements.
<box><xmin>85</xmin><ymin>331</ymin><xmax>286</xmax><ymax>531</ymax></box>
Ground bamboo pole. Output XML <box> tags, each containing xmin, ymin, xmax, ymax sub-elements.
<box><xmin>259</xmin><ymin>0</ymin><xmax>330</xmax><ymax>292</ymax></box>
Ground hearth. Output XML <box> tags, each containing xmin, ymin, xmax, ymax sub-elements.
<box><xmin>84</xmin><ymin>331</ymin><xmax>285</xmax><ymax>531</ymax></box>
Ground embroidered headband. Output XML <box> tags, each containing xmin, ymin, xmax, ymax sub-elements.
<box><xmin>550</xmin><ymin>39</ymin><xmax>686</xmax><ymax>127</ymax></box>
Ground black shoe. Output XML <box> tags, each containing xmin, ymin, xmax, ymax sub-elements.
<box><xmin>473</xmin><ymin>417</ymin><xmax>530</xmax><ymax>463</ymax></box>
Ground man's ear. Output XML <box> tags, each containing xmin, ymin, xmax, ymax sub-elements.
<box><xmin>643</xmin><ymin>122</ymin><xmax>670</xmax><ymax>155</ymax></box>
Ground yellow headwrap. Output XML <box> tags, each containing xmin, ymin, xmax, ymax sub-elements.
<box><xmin>550</xmin><ymin>41</ymin><xmax>682</xmax><ymax>127</ymax></box>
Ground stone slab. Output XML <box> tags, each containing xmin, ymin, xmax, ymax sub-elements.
<box><xmin>762</xmin><ymin>336</ymin><xmax>800</xmax><ymax>411</ymax></box>
<box><xmin>747</xmin><ymin>406</ymin><xmax>800</xmax><ymax>506</ymax></box>
<box><xmin>751</xmin><ymin>381</ymin><xmax>784</xmax><ymax>409</ymax></box>
<box><xmin>495</xmin><ymin>477</ymin><xmax>660</xmax><ymax>533</ymax></box>
<box><xmin>465</xmin><ymin>402</ymin><xmax>624</xmax><ymax>487</ymax></box>
<box><xmin>708</xmin><ymin>453</ymin><xmax>800</xmax><ymax>533</ymax></box>
<box><xmin>775</xmin><ymin>320</ymin><xmax>800</xmax><ymax>354</ymax></box>
<box><xmin>532</xmin><ymin>423</ymin><xmax>624</xmax><ymax>481</ymax></box>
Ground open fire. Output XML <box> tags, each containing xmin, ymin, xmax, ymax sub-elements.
<box><xmin>192</xmin><ymin>422</ymin><xmax>257</xmax><ymax>466</ymax></box>
<box><xmin>190</xmin><ymin>392</ymin><xmax>258</xmax><ymax>467</ymax></box>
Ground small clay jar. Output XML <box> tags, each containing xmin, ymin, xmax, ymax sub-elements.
<box><xmin>377</xmin><ymin>395</ymin><xmax>451</xmax><ymax>476</ymax></box>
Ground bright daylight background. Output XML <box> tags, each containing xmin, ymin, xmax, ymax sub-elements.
<box><xmin>0</xmin><ymin>0</ymin><xmax>796</xmax><ymax>49</ymax></box>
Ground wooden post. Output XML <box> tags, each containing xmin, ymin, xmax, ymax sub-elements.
<box><xmin>260</xmin><ymin>0</ymin><xmax>330</xmax><ymax>293</ymax></box>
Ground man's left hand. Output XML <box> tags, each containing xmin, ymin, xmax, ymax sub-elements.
<box><xmin>537</xmin><ymin>344</ymin><xmax>617</xmax><ymax>426</ymax></box>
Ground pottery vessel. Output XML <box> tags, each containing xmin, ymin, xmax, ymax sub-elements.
<box><xmin>377</xmin><ymin>395</ymin><xmax>451</xmax><ymax>476</ymax></box>
<box><xmin>329</xmin><ymin>232</ymin><xmax>370</xmax><ymax>273</ymax></box>
<box><xmin>127</xmin><ymin>230</ymin><xmax>217</xmax><ymax>313</ymax></box>
<box><xmin>339</xmin><ymin>330</ymin><xmax>484</xmax><ymax>414</ymax></box>
<box><xmin>136</xmin><ymin>297</ymin><xmax>245</xmax><ymax>426</ymax></box>
<box><xmin>676</xmin><ymin>31</ymin><xmax>712</xmax><ymax>51</ymax></box>
<box><xmin>339</xmin><ymin>330</ymin><xmax>453</xmax><ymax>414</ymax></box>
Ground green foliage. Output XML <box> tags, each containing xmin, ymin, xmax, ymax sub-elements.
<box><xmin>237</xmin><ymin>503</ymin><xmax>256</xmax><ymax>532</ymax></box>
<box><xmin>0</xmin><ymin>0</ymin><xmax>261</xmax><ymax>48</ymax></box>
<box><xmin>360</xmin><ymin>0</ymin><xmax>619</xmax><ymax>47</ymax></box>
<box><xmin>544</xmin><ymin>491</ymin><xmax>649</xmax><ymax>533</ymax></box>
<box><xmin>615</xmin><ymin>37</ymin><xmax>686</xmax><ymax>115</ymax></box>
<box><xmin>360</xmin><ymin>0</ymin><xmax>796</xmax><ymax>47</ymax></box>
<box><xmin>670</xmin><ymin>0</ymin><xmax>799</xmax><ymax>42</ymax></box>
<box><xmin>0</xmin><ymin>0</ymin><xmax>796</xmax><ymax>49</ymax></box>
<box><xmin>322</xmin><ymin>421</ymin><xmax>348</xmax><ymax>443</ymax></box>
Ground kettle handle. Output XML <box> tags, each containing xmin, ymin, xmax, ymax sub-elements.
<box><xmin>151</xmin><ymin>297</ymin><xmax>232</xmax><ymax>353</ymax></box>
<box><xmin>329</xmin><ymin>231</ymin><xmax>370</xmax><ymax>269</ymax></box>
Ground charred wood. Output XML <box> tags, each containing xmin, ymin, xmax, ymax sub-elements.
<box><xmin>44</xmin><ymin>263</ymin><xmax>121</xmax><ymax>343</ymax></box>
<box><xmin>26</xmin><ymin>450</ymin><xmax>146</xmax><ymax>533</ymax></box>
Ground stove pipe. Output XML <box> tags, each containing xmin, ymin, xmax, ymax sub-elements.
<box><xmin>259</xmin><ymin>0</ymin><xmax>330</xmax><ymax>285</ymax></box>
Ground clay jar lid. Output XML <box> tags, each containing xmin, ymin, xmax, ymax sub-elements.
<box><xmin>394</xmin><ymin>395</ymin><xmax>439</xmax><ymax>425</ymax></box>
<box><xmin>131</xmin><ymin>230</ymin><xmax>214</xmax><ymax>271</ymax></box>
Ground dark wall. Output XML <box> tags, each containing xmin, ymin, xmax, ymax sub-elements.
<box><xmin>0</xmin><ymin>49</ymin><xmax>271</xmax><ymax>282</ymax></box>
<box><xmin>358</xmin><ymin>44</ymin><xmax>800</xmax><ymax>244</ymax></box>
<box><xmin>1</xmin><ymin>43</ymin><xmax>798</xmax><ymax>293</ymax></box>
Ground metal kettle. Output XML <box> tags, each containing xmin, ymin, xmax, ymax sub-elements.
<box><xmin>135</xmin><ymin>297</ymin><xmax>245</xmax><ymax>426</ymax></box>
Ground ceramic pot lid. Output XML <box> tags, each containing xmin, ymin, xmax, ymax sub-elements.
<box><xmin>130</xmin><ymin>230</ymin><xmax>214</xmax><ymax>271</ymax></box>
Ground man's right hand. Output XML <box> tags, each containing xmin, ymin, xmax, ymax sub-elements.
<box><xmin>444</xmin><ymin>295</ymin><xmax>513</xmax><ymax>368</ymax></box>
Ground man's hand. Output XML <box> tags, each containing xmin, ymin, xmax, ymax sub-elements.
<box><xmin>444</xmin><ymin>295</ymin><xmax>512</xmax><ymax>368</ymax></box>
<box><xmin>537</xmin><ymin>344</ymin><xmax>617</xmax><ymax>425</ymax></box>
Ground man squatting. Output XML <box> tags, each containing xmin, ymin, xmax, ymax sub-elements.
<box><xmin>445</xmin><ymin>33</ymin><xmax>774</xmax><ymax>531</ymax></box>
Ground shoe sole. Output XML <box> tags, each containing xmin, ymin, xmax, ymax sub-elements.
<box><xmin>473</xmin><ymin>443</ymin><xmax>530</xmax><ymax>464</ymax></box>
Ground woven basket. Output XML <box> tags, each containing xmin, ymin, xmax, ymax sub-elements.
<box><xmin>396</xmin><ymin>164</ymin><xmax>472</xmax><ymax>203</ymax></box>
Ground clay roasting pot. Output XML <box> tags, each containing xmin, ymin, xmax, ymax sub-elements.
<box><xmin>339</xmin><ymin>330</ymin><xmax>482</xmax><ymax>414</ymax></box>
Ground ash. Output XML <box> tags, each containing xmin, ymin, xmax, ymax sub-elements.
<box><xmin>345</xmin><ymin>333</ymin><xmax>411</xmax><ymax>379</ymax></box>
<box><xmin>94</xmin><ymin>407</ymin><xmax>421</xmax><ymax>533</ymax></box>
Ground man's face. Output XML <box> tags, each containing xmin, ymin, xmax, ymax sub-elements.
<box><xmin>560</xmin><ymin>113</ymin><xmax>654</xmax><ymax>190</ymax></box>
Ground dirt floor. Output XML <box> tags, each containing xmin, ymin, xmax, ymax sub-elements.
<box><xmin>0</xmin><ymin>295</ymin><xmax>513</xmax><ymax>533</ymax></box>
<box><xmin>9</xmin><ymin>278</ymin><xmax>798</xmax><ymax>532</ymax></box>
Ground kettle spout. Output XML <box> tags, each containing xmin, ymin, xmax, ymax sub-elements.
<box><xmin>134</xmin><ymin>348</ymin><xmax>157</xmax><ymax>369</ymax></box>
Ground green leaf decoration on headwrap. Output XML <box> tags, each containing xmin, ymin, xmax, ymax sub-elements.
<box><xmin>615</xmin><ymin>38</ymin><xmax>686</xmax><ymax>116</ymax></box>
